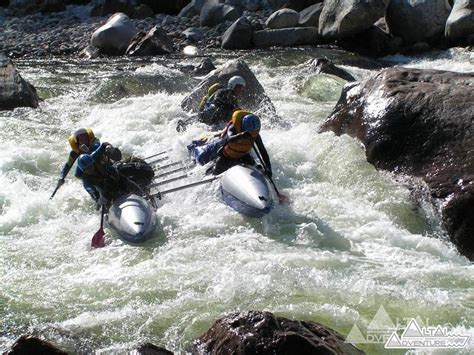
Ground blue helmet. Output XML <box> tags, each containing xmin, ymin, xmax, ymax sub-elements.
<box><xmin>241</xmin><ymin>114</ymin><xmax>261</xmax><ymax>132</ymax></box>
<box><xmin>77</xmin><ymin>154</ymin><xmax>94</xmax><ymax>171</ymax></box>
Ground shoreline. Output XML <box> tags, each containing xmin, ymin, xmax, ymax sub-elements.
<box><xmin>0</xmin><ymin>5</ymin><xmax>273</xmax><ymax>59</ymax></box>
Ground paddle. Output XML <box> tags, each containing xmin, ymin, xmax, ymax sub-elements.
<box><xmin>91</xmin><ymin>153</ymin><xmax>110</xmax><ymax>248</ymax></box>
<box><xmin>49</xmin><ymin>178</ymin><xmax>64</xmax><ymax>200</ymax></box>
<box><xmin>252</xmin><ymin>144</ymin><xmax>289</xmax><ymax>205</ymax></box>
<box><xmin>91</xmin><ymin>203</ymin><xmax>106</xmax><ymax>248</ymax></box>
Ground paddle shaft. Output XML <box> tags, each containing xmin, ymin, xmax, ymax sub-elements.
<box><xmin>143</xmin><ymin>150</ymin><xmax>170</xmax><ymax>160</ymax></box>
<box><xmin>151</xmin><ymin>177</ymin><xmax>217</xmax><ymax>199</ymax></box>
<box><xmin>49</xmin><ymin>182</ymin><xmax>62</xmax><ymax>200</ymax></box>
<box><xmin>252</xmin><ymin>144</ymin><xmax>283</xmax><ymax>198</ymax></box>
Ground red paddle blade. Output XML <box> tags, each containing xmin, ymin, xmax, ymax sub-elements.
<box><xmin>91</xmin><ymin>228</ymin><xmax>105</xmax><ymax>248</ymax></box>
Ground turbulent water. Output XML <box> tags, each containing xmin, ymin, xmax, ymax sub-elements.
<box><xmin>1</xmin><ymin>48</ymin><xmax>473</xmax><ymax>354</ymax></box>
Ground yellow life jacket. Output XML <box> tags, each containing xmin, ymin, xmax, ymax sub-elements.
<box><xmin>68</xmin><ymin>128</ymin><xmax>95</xmax><ymax>154</ymax></box>
<box><xmin>198</xmin><ymin>82</ymin><xmax>221</xmax><ymax>111</ymax></box>
<box><xmin>223</xmin><ymin>110</ymin><xmax>259</xmax><ymax>159</ymax></box>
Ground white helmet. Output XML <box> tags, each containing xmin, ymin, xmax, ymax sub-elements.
<box><xmin>228</xmin><ymin>76</ymin><xmax>246</xmax><ymax>90</ymax></box>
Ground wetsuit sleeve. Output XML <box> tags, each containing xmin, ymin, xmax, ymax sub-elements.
<box><xmin>90</xmin><ymin>143</ymin><xmax>107</xmax><ymax>162</ymax></box>
<box><xmin>255</xmin><ymin>135</ymin><xmax>272</xmax><ymax>172</ymax></box>
<box><xmin>82</xmin><ymin>176</ymin><xmax>100</xmax><ymax>202</ymax></box>
<box><xmin>60</xmin><ymin>150</ymin><xmax>79</xmax><ymax>179</ymax></box>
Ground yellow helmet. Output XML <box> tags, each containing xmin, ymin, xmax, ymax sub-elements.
<box><xmin>68</xmin><ymin>128</ymin><xmax>95</xmax><ymax>153</ymax></box>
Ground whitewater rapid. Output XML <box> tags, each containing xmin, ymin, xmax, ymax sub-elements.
<box><xmin>1</xmin><ymin>48</ymin><xmax>472</xmax><ymax>353</ymax></box>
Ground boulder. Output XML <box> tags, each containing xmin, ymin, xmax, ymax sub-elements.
<box><xmin>91</xmin><ymin>13</ymin><xmax>138</xmax><ymax>56</ymax></box>
<box><xmin>253</xmin><ymin>27</ymin><xmax>319</xmax><ymax>47</ymax></box>
<box><xmin>131</xmin><ymin>4</ymin><xmax>155</xmax><ymax>19</ymax></box>
<box><xmin>319</xmin><ymin>0</ymin><xmax>388</xmax><ymax>40</ymax></box>
<box><xmin>221</xmin><ymin>16</ymin><xmax>254</xmax><ymax>49</ymax></box>
<box><xmin>0</xmin><ymin>54</ymin><xmax>39</xmax><ymax>110</ymax></box>
<box><xmin>305</xmin><ymin>58</ymin><xmax>356</xmax><ymax>82</ymax></box>
<box><xmin>192</xmin><ymin>311</ymin><xmax>365</xmax><ymax>354</ymax></box>
<box><xmin>319</xmin><ymin>67</ymin><xmax>474</xmax><ymax>260</ymax></box>
<box><xmin>445</xmin><ymin>0</ymin><xmax>474</xmax><ymax>43</ymax></box>
<box><xmin>126</xmin><ymin>26</ymin><xmax>174</xmax><ymax>56</ymax></box>
<box><xmin>183</xmin><ymin>27</ymin><xmax>206</xmax><ymax>42</ymax></box>
<box><xmin>180</xmin><ymin>58</ymin><xmax>276</xmax><ymax>118</ymax></box>
<box><xmin>183</xmin><ymin>45</ymin><xmax>203</xmax><ymax>56</ymax></box>
<box><xmin>386</xmin><ymin>0</ymin><xmax>451</xmax><ymax>44</ymax></box>
<box><xmin>338</xmin><ymin>25</ymin><xmax>400</xmax><ymax>57</ymax></box>
<box><xmin>7</xmin><ymin>335</ymin><xmax>66</xmax><ymax>354</ymax></box>
<box><xmin>298</xmin><ymin>2</ymin><xmax>323</xmax><ymax>28</ymax></box>
<box><xmin>135</xmin><ymin>343</ymin><xmax>173</xmax><ymax>355</ymax></box>
<box><xmin>200</xmin><ymin>0</ymin><xmax>241</xmax><ymax>27</ymax></box>
<box><xmin>78</xmin><ymin>45</ymin><xmax>100</xmax><ymax>59</ymax></box>
<box><xmin>178</xmin><ymin>0</ymin><xmax>206</xmax><ymax>17</ymax></box>
<box><xmin>265</xmin><ymin>8</ymin><xmax>299</xmax><ymax>29</ymax></box>
<box><xmin>194</xmin><ymin>57</ymin><xmax>216</xmax><ymax>75</ymax></box>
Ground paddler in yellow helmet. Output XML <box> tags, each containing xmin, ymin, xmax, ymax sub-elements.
<box><xmin>56</xmin><ymin>128</ymin><xmax>100</xmax><ymax>189</ymax></box>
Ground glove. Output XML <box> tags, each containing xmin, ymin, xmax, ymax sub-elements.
<box><xmin>176</xmin><ymin>119</ymin><xmax>187</xmax><ymax>132</ymax></box>
<box><xmin>57</xmin><ymin>178</ymin><xmax>65</xmax><ymax>187</ymax></box>
<box><xmin>105</xmin><ymin>144</ymin><xmax>113</xmax><ymax>155</ymax></box>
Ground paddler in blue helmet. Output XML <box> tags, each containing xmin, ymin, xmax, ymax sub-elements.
<box><xmin>75</xmin><ymin>142</ymin><xmax>122</xmax><ymax>208</ymax></box>
<box><xmin>212</xmin><ymin>110</ymin><xmax>272</xmax><ymax>176</ymax></box>
<box><xmin>188</xmin><ymin>110</ymin><xmax>273</xmax><ymax>176</ymax></box>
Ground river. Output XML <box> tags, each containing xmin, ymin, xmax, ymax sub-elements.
<box><xmin>1</xmin><ymin>47</ymin><xmax>473</xmax><ymax>354</ymax></box>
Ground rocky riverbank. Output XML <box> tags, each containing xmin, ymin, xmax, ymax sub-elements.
<box><xmin>1</xmin><ymin>0</ymin><xmax>473</xmax><ymax>59</ymax></box>
<box><xmin>0</xmin><ymin>3</ymin><xmax>273</xmax><ymax>58</ymax></box>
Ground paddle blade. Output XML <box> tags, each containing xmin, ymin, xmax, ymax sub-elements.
<box><xmin>91</xmin><ymin>228</ymin><xmax>105</xmax><ymax>248</ymax></box>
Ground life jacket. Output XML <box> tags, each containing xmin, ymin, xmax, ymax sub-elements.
<box><xmin>223</xmin><ymin>110</ymin><xmax>259</xmax><ymax>159</ymax></box>
<box><xmin>68</xmin><ymin>128</ymin><xmax>96</xmax><ymax>154</ymax></box>
<box><xmin>198</xmin><ymin>83</ymin><xmax>222</xmax><ymax>111</ymax></box>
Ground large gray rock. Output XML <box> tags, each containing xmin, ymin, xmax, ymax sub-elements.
<box><xmin>200</xmin><ymin>0</ymin><xmax>241</xmax><ymax>26</ymax></box>
<box><xmin>221</xmin><ymin>16</ymin><xmax>254</xmax><ymax>49</ymax></box>
<box><xmin>91</xmin><ymin>13</ymin><xmax>138</xmax><ymax>55</ymax></box>
<box><xmin>125</xmin><ymin>26</ymin><xmax>174</xmax><ymax>56</ymax></box>
<box><xmin>305</xmin><ymin>57</ymin><xmax>356</xmax><ymax>82</ymax></box>
<box><xmin>179</xmin><ymin>0</ymin><xmax>207</xmax><ymax>17</ymax></box>
<box><xmin>319</xmin><ymin>67</ymin><xmax>474</xmax><ymax>261</ymax></box>
<box><xmin>265</xmin><ymin>8</ymin><xmax>299</xmax><ymax>29</ymax></box>
<box><xmin>0</xmin><ymin>54</ymin><xmax>39</xmax><ymax>110</ymax></box>
<box><xmin>193</xmin><ymin>311</ymin><xmax>365</xmax><ymax>354</ymax></box>
<box><xmin>254</xmin><ymin>27</ymin><xmax>319</xmax><ymax>47</ymax></box>
<box><xmin>7</xmin><ymin>335</ymin><xmax>67</xmax><ymax>354</ymax></box>
<box><xmin>181</xmin><ymin>58</ymin><xmax>276</xmax><ymax>118</ymax></box>
<box><xmin>298</xmin><ymin>2</ymin><xmax>324</xmax><ymax>28</ymax></box>
<box><xmin>445</xmin><ymin>0</ymin><xmax>474</xmax><ymax>42</ymax></box>
<box><xmin>183</xmin><ymin>27</ymin><xmax>206</xmax><ymax>42</ymax></box>
<box><xmin>386</xmin><ymin>0</ymin><xmax>451</xmax><ymax>43</ymax></box>
<box><xmin>319</xmin><ymin>0</ymin><xmax>388</xmax><ymax>39</ymax></box>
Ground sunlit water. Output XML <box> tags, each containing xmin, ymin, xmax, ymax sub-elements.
<box><xmin>1</xmin><ymin>48</ymin><xmax>473</xmax><ymax>354</ymax></box>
